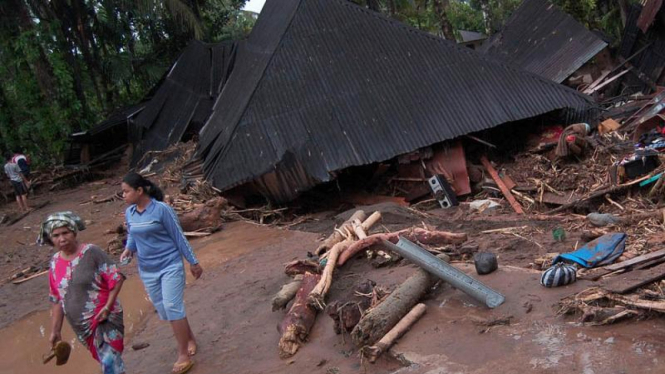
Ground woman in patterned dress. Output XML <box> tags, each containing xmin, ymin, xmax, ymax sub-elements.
<box><xmin>41</xmin><ymin>212</ymin><xmax>126</xmax><ymax>374</ymax></box>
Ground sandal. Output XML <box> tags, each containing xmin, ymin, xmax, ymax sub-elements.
<box><xmin>187</xmin><ymin>341</ymin><xmax>197</xmax><ymax>356</ymax></box>
<box><xmin>172</xmin><ymin>360</ymin><xmax>194</xmax><ymax>374</ymax></box>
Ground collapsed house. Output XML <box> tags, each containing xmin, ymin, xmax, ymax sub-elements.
<box><xmin>480</xmin><ymin>0</ymin><xmax>608</xmax><ymax>84</ymax></box>
<box><xmin>196</xmin><ymin>0</ymin><xmax>596</xmax><ymax>203</ymax></box>
<box><xmin>66</xmin><ymin>104</ymin><xmax>144</xmax><ymax>165</ymax></box>
<box><xmin>458</xmin><ymin>30</ymin><xmax>487</xmax><ymax>50</ymax></box>
<box><xmin>616</xmin><ymin>0</ymin><xmax>665</xmax><ymax>94</ymax></box>
<box><xmin>130</xmin><ymin>40</ymin><xmax>238</xmax><ymax>165</ymax></box>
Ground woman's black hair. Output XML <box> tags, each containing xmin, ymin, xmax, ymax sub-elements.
<box><xmin>122</xmin><ymin>172</ymin><xmax>164</xmax><ymax>201</ymax></box>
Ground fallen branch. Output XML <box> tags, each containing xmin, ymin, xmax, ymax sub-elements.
<box><xmin>278</xmin><ymin>272</ymin><xmax>321</xmax><ymax>358</ymax></box>
<box><xmin>315</xmin><ymin>210</ymin><xmax>366</xmax><ymax>255</ymax></box>
<box><xmin>338</xmin><ymin>228</ymin><xmax>467</xmax><ymax>266</ymax></box>
<box><xmin>309</xmin><ymin>213</ymin><xmax>382</xmax><ymax>310</ymax></box>
<box><xmin>309</xmin><ymin>239</ymin><xmax>353</xmax><ymax>310</ymax></box>
<box><xmin>362</xmin><ymin>303</ymin><xmax>427</xmax><ymax>363</ymax></box>
<box><xmin>12</xmin><ymin>270</ymin><xmax>49</xmax><ymax>285</ymax></box>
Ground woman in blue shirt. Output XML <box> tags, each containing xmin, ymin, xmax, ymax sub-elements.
<box><xmin>119</xmin><ymin>173</ymin><xmax>202</xmax><ymax>374</ymax></box>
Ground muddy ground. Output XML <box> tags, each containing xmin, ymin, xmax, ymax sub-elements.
<box><xmin>1</xmin><ymin>176</ymin><xmax>665</xmax><ymax>374</ymax></box>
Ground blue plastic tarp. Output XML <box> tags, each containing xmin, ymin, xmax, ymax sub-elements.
<box><xmin>553</xmin><ymin>233</ymin><xmax>626</xmax><ymax>268</ymax></box>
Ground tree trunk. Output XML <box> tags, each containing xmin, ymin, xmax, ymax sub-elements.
<box><xmin>366</xmin><ymin>0</ymin><xmax>380</xmax><ymax>11</ymax></box>
<box><xmin>7</xmin><ymin>0</ymin><xmax>57</xmax><ymax>100</ymax></box>
<box><xmin>351</xmin><ymin>255</ymin><xmax>448</xmax><ymax>347</ymax></box>
<box><xmin>432</xmin><ymin>0</ymin><xmax>455</xmax><ymax>40</ymax></box>
<box><xmin>278</xmin><ymin>272</ymin><xmax>321</xmax><ymax>358</ymax></box>
<box><xmin>479</xmin><ymin>0</ymin><xmax>492</xmax><ymax>35</ymax></box>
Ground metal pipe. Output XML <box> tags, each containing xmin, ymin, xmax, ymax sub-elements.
<box><xmin>383</xmin><ymin>237</ymin><xmax>505</xmax><ymax>308</ymax></box>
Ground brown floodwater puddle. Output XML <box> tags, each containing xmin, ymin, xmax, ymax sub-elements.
<box><xmin>0</xmin><ymin>277</ymin><xmax>152</xmax><ymax>374</ymax></box>
<box><xmin>0</xmin><ymin>221</ymin><xmax>293</xmax><ymax>374</ymax></box>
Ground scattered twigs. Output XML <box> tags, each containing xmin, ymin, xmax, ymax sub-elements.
<box><xmin>361</xmin><ymin>303</ymin><xmax>427</xmax><ymax>363</ymax></box>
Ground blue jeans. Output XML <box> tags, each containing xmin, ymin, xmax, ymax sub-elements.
<box><xmin>139</xmin><ymin>261</ymin><xmax>186</xmax><ymax>321</ymax></box>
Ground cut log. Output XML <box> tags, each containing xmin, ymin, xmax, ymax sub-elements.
<box><xmin>351</xmin><ymin>255</ymin><xmax>448</xmax><ymax>347</ymax></box>
<box><xmin>601</xmin><ymin>261</ymin><xmax>665</xmax><ymax>294</ymax></box>
<box><xmin>272</xmin><ymin>275</ymin><xmax>303</xmax><ymax>312</ymax></box>
<box><xmin>338</xmin><ymin>228</ymin><xmax>467</xmax><ymax>265</ymax></box>
<box><xmin>315</xmin><ymin>210</ymin><xmax>366</xmax><ymax>255</ymax></box>
<box><xmin>362</xmin><ymin>303</ymin><xmax>427</xmax><ymax>363</ymax></box>
<box><xmin>278</xmin><ymin>272</ymin><xmax>321</xmax><ymax>358</ymax></box>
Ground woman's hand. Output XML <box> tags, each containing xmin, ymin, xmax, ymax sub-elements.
<box><xmin>190</xmin><ymin>263</ymin><xmax>203</xmax><ymax>279</ymax></box>
<box><xmin>94</xmin><ymin>306</ymin><xmax>111</xmax><ymax>322</ymax></box>
<box><xmin>49</xmin><ymin>331</ymin><xmax>62</xmax><ymax>347</ymax></box>
<box><xmin>119</xmin><ymin>249</ymin><xmax>133</xmax><ymax>264</ymax></box>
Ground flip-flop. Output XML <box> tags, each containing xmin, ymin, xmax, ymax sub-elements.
<box><xmin>187</xmin><ymin>342</ymin><xmax>197</xmax><ymax>356</ymax></box>
<box><xmin>172</xmin><ymin>360</ymin><xmax>194</xmax><ymax>374</ymax></box>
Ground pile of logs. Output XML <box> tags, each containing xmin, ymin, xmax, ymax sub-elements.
<box><xmin>272</xmin><ymin>208</ymin><xmax>469</xmax><ymax>361</ymax></box>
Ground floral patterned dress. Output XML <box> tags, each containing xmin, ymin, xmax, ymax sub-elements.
<box><xmin>49</xmin><ymin>244</ymin><xmax>125</xmax><ymax>374</ymax></box>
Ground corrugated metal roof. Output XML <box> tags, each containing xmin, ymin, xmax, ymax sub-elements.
<box><xmin>198</xmin><ymin>0</ymin><xmax>595</xmax><ymax>202</ymax></box>
<box><xmin>131</xmin><ymin>40</ymin><xmax>238</xmax><ymax>165</ymax></box>
<box><xmin>459</xmin><ymin>30</ymin><xmax>486</xmax><ymax>43</ymax></box>
<box><xmin>480</xmin><ymin>0</ymin><xmax>607</xmax><ymax>83</ymax></box>
<box><xmin>638</xmin><ymin>0</ymin><xmax>663</xmax><ymax>33</ymax></box>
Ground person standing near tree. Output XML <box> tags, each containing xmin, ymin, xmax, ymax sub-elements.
<box><xmin>119</xmin><ymin>172</ymin><xmax>202</xmax><ymax>374</ymax></box>
<box><xmin>4</xmin><ymin>151</ymin><xmax>29</xmax><ymax>212</ymax></box>
<box><xmin>12</xmin><ymin>149</ymin><xmax>31</xmax><ymax>190</ymax></box>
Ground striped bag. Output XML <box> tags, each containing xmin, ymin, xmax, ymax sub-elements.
<box><xmin>540</xmin><ymin>262</ymin><xmax>577</xmax><ymax>288</ymax></box>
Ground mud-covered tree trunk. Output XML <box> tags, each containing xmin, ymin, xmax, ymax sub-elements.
<box><xmin>278</xmin><ymin>272</ymin><xmax>321</xmax><ymax>358</ymax></box>
<box><xmin>351</xmin><ymin>263</ymin><xmax>440</xmax><ymax>347</ymax></box>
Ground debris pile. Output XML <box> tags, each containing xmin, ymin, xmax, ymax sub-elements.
<box><xmin>270</xmin><ymin>208</ymin><xmax>505</xmax><ymax>362</ymax></box>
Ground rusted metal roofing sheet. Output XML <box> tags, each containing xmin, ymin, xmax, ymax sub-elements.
<box><xmin>480</xmin><ymin>0</ymin><xmax>607</xmax><ymax>83</ymax></box>
<box><xmin>638</xmin><ymin>0</ymin><xmax>664</xmax><ymax>33</ymax></box>
<box><xmin>198</xmin><ymin>0</ymin><xmax>595</xmax><ymax>202</ymax></box>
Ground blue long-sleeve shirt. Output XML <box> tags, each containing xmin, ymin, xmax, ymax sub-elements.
<box><xmin>125</xmin><ymin>199</ymin><xmax>198</xmax><ymax>272</ymax></box>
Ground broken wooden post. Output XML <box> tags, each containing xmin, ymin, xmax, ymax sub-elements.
<box><xmin>351</xmin><ymin>255</ymin><xmax>448</xmax><ymax>347</ymax></box>
<box><xmin>278</xmin><ymin>272</ymin><xmax>321</xmax><ymax>358</ymax></box>
<box><xmin>315</xmin><ymin>210</ymin><xmax>366</xmax><ymax>255</ymax></box>
<box><xmin>362</xmin><ymin>303</ymin><xmax>427</xmax><ymax>363</ymax></box>
<box><xmin>272</xmin><ymin>275</ymin><xmax>303</xmax><ymax>312</ymax></box>
<box><xmin>480</xmin><ymin>156</ymin><xmax>524</xmax><ymax>214</ymax></box>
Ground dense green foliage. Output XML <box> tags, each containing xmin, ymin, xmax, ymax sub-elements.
<box><xmin>0</xmin><ymin>0</ymin><xmax>252</xmax><ymax>164</ymax></box>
